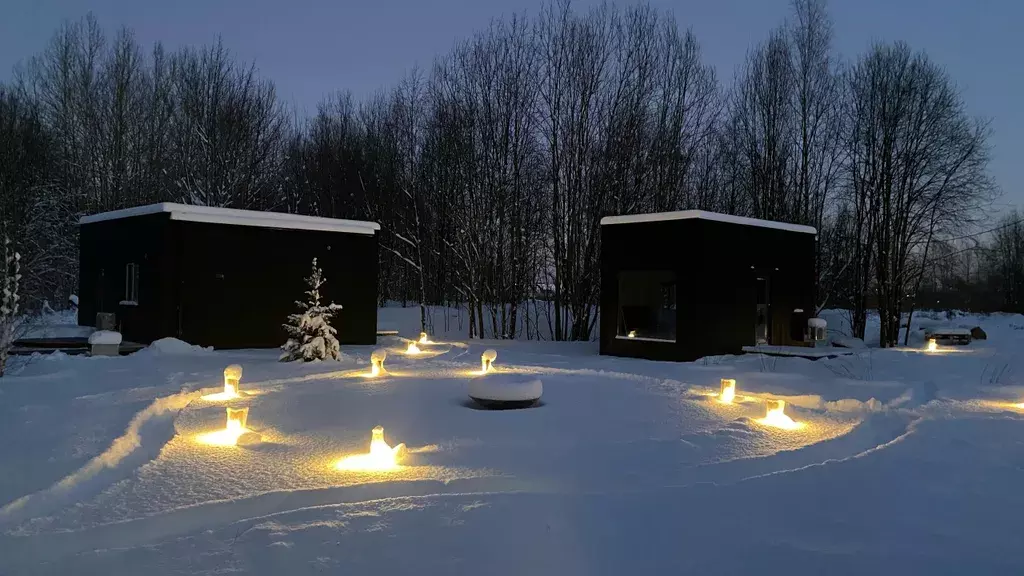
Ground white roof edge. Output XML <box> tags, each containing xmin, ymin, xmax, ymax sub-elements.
<box><xmin>79</xmin><ymin>203</ymin><xmax>381</xmax><ymax>235</ymax></box>
<box><xmin>599</xmin><ymin>210</ymin><xmax>817</xmax><ymax>235</ymax></box>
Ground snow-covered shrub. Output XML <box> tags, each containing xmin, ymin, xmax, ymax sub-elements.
<box><xmin>0</xmin><ymin>236</ymin><xmax>22</xmax><ymax>376</ymax></box>
<box><xmin>281</xmin><ymin>258</ymin><xmax>343</xmax><ymax>362</ymax></box>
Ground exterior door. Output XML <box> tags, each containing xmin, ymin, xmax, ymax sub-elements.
<box><xmin>755</xmin><ymin>276</ymin><xmax>769</xmax><ymax>344</ymax></box>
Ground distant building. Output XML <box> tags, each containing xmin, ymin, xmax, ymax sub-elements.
<box><xmin>78</xmin><ymin>203</ymin><xmax>379</xmax><ymax>348</ymax></box>
<box><xmin>600</xmin><ymin>210</ymin><xmax>816</xmax><ymax>362</ymax></box>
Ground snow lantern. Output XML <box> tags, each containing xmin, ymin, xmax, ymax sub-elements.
<box><xmin>197</xmin><ymin>406</ymin><xmax>250</xmax><ymax>446</ymax></box>
<box><xmin>719</xmin><ymin>378</ymin><xmax>736</xmax><ymax>404</ymax></box>
<box><xmin>223</xmin><ymin>364</ymin><xmax>243</xmax><ymax>396</ymax></box>
<box><xmin>406</xmin><ymin>342</ymin><xmax>422</xmax><ymax>355</ymax></box>
<box><xmin>481</xmin><ymin>349</ymin><xmax>498</xmax><ymax>373</ymax></box>
<box><xmin>335</xmin><ymin>425</ymin><xmax>407</xmax><ymax>471</ymax></box>
<box><xmin>370</xmin><ymin>348</ymin><xmax>387</xmax><ymax>377</ymax></box>
<box><xmin>758</xmin><ymin>399</ymin><xmax>804</xmax><ymax>430</ymax></box>
<box><xmin>927</xmin><ymin>338</ymin><xmax>938</xmax><ymax>352</ymax></box>
<box><xmin>418</xmin><ymin>332</ymin><xmax>429</xmax><ymax>344</ymax></box>
<box><xmin>627</xmin><ymin>330</ymin><xmax>637</xmax><ymax>338</ymax></box>
<box><xmin>806</xmin><ymin>318</ymin><xmax>827</xmax><ymax>345</ymax></box>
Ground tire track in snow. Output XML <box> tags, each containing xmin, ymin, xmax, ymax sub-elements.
<box><xmin>0</xmin><ymin>391</ymin><xmax>200</xmax><ymax>529</ymax></box>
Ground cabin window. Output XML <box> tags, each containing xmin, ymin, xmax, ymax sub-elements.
<box><xmin>123</xmin><ymin>263</ymin><xmax>139</xmax><ymax>305</ymax></box>
<box><xmin>616</xmin><ymin>270</ymin><xmax>676</xmax><ymax>342</ymax></box>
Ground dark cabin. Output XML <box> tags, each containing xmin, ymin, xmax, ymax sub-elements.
<box><xmin>600</xmin><ymin>210</ymin><xmax>816</xmax><ymax>362</ymax></box>
<box><xmin>78</xmin><ymin>203</ymin><xmax>380</xmax><ymax>349</ymax></box>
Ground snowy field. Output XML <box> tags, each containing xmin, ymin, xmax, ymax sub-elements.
<box><xmin>3</xmin><ymin>310</ymin><xmax>1024</xmax><ymax>574</ymax></box>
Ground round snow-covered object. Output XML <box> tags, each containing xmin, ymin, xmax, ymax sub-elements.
<box><xmin>469</xmin><ymin>374</ymin><xmax>543</xmax><ymax>409</ymax></box>
<box><xmin>371</xmin><ymin>348</ymin><xmax>388</xmax><ymax>363</ymax></box>
<box><xmin>88</xmin><ymin>330</ymin><xmax>122</xmax><ymax>345</ymax></box>
<box><xmin>224</xmin><ymin>364</ymin><xmax>243</xmax><ymax>380</ymax></box>
<box><xmin>808</xmin><ymin>318</ymin><xmax>827</xmax><ymax>328</ymax></box>
<box><xmin>482</xmin><ymin>349</ymin><xmax>497</xmax><ymax>363</ymax></box>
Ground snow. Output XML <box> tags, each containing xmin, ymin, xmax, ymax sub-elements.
<box><xmin>600</xmin><ymin>209</ymin><xmax>817</xmax><ymax>234</ymax></box>
<box><xmin>927</xmin><ymin>327</ymin><xmax>972</xmax><ymax>336</ymax></box>
<box><xmin>79</xmin><ymin>203</ymin><xmax>381</xmax><ymax>235</ymax></box>
<box><xmin>2</xmin><ymin>310</ymin><xmax>1024</xmax><ymax>574</ymax></box>
<box><xmin>468</xmin><ymin>374</ymin><xmax>543</xmax><ymax>402</ymax></box>
<box><xmin>87</xmin><ymin>330</ymin><xmax>122</xmax><ymax>345</ymax></box>
<box><xmin>808</xmin><ymin>318</ymin><xmax>827</xmax><ymax>328</ymax></box>
<box><xmin>140</xmin><ymin>337</ymin><xmax>214</xmax><ymax>356</ymax></box>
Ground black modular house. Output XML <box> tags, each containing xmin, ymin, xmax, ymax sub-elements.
<box><xmin>600</xmin><ymin>210</ymin><xmax>816</xmax><ymax>362</ymax></box>
<box><xmin>78</xmin><ymin>203</ymin><xmax>380</xmax><ymax>349</ymax></box>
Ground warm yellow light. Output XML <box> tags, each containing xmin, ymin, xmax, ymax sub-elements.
<box><xmin>201</xmin><ymin>364</ymin><xmax>243</xmax><ymax>401</ymax></box>
<box><xmin>369</xmin><ymin>348</ymin><xmax>387</xmax><ymax>377</ymax></box>
<box><xmin>197</xmin><ymin>407</ymin><xmax>250</xmax><ymax>446</ymax></box>
<box><xmin>757</xmin><ymin>399</ymin><xmax>805</xmax><ymax>430</ymax></box>
<box><xmin>481</xmin><ymin>349</ymin><xmax>497</xmax><ymax>373</ymax></box>
<box><xmin>627</xmin><ymin>330</ymin><xmax>636</xmax><ymax>338</ymax></box>
<box><xmin>335</xmin><ymin>425</ymin><xmax>407</xmax><ymax>471</ymax></box>
<box><xmin>927</xmin><ymin>339</ymin><xmax>938</xmax><ymax>352</ymax></box>
<box><xmin>406</xmin><ymin>342</ymin><xmax>421</xmax><ymax>355</ymax></box>
<box><xmin>419</xmin><ymin>332</ymin><xmax>430</xmax><ymax>344</ymax></box>
<box><xmin>719</xmin><ymin>379</ymin><xmax>737</xmax><ymax>404</ymax></box>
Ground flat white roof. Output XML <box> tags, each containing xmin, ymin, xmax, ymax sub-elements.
<box><xmin>600</xmin><ymin>210</ymin><xmax>816</xmax><ymax>235</ymax></box>
<box><xmin>79</xmin><ymin>203</ymin><xmax>380</xmax><ymax>235</ymax></box>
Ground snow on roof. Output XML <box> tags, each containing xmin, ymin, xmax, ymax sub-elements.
<box><xmin>600</xmin><ymin>210</ymin><xmax>817</xmax><ymax>235</ymax></box>
<box><xmin>79</xmin><ymin>203</ymin><xmax>381</xmax><ymax>235</ymax></box>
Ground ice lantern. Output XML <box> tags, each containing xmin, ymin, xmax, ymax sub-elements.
<box><xmin>927</xmin><ymin>338</ymin><xmax>938</xmax><ymax>352</ymax></box>
<box><xmin>226</xmin><ymin>406</ymin><xmax>249</xmax><ymax>432</ymax></box>
<box><xmin>806</xmin><ymin>318</ymin><xmax>827</xmax><ymax>346</ymax></box>
<box><xmin>335</xmin><ymin>425</ymin><xmax>407</xmax><ymax>471</ymax></box>
<box><xmin>719</xmin><ymin>378</ymin><xmax>736</xmax><ymax>404</ymax></box>
<box><xmin>224</xmin><ymin>364</ymin><xmax>243</xmax><ymax>396</ymax></box>
<box><xmin>758</xmin><ymin>399</ymin><xmax>804</xmax><ymax>430</ymax></box>
<box><xmin>419</xmin><ymin>332</ymin><xmax>429</xmax><ymax>344</ymax></box>
<box><xmin>370</xmin><ymin>348</ymin><xmax>387</xmax><ymax>376</ymax></box>
<box><xmin>406</xmin><ymin>342</ymin><xmax>421</xmax><ymax>355</ymax></box>
<box><xmin>481</xmin><ymin>349</ymin><xmax>497</xmax><ymax>373</ymax></box>
<box><xmin>197</xmin><ymin>406</ymin><xmax>250</xmax><ymax>446</ymax></box>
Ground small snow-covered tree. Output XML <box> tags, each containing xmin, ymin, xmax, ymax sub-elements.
<box><xmin>0</xmin><ymin>236</ymin><xmax>22</xmax><ymax>376</ymax></box>
<box><xmin>280</xmin><ymin>258</ymin><xmax>343</xmax><ymax>362</ymax></box>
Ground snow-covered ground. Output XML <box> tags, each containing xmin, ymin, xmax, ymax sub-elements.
<box><xmin>2</xmin><ymin>309</ymin><xmax>1024</xmax><ymax>574</ymax></box>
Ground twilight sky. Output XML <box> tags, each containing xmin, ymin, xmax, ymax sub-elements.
<box><xmin>2</xmin><ymin>0</ymin><xmax>1021</xmax><ymax>212</ymax></box>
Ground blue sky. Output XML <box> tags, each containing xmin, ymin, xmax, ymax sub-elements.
<box><xmin>2</xmin><ymin>0</ymin><xmax>1020</xmax><ymax>212</ymax></box>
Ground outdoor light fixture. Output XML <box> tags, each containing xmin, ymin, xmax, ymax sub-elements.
<box><xmin>719</xmin><ymin>378</ymin><xmax>737</xmax><ymax>404</ymax></box>
<box><xmin>202</xmin><ymin>364</ymin><xmax>243</xmax><ymax>401</ymax></box>
<box><xmin>481</xmin><ymin>349</ymin><xmax>497</xmax><ymax>373</ymax></box>
<box><xmin>758</xmin><ymin>399</ymin><xmax>805</xmax><ymax>430</ymax></box>
<box><xmin>370</xmin><ymin>348</ymin><xmax>387</xmax><ymax>377</ymax></box>
<box><xmin>335</xmin><ymin>425</ymin><xmax>407</xmax><ymax>471</ymax></box>
<box><xmin>197</xmin><ymin>406</ymin><xmax>250</xmax><ymax>446</ymax></box>
<box><xmin>406</xmin><ymin>342</ymin><xmax>421</xmax><ymax>355</ymax></box>
<box><xmin>927</xmin><ymin>339</ymin><xmax>938</xmax><ymax>352</ymax></box>
<box><xmin>419</xmin><ymin>332</ymin><xmax>430</xmax><ymax>344</ymax></box>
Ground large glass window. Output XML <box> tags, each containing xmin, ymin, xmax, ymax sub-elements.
<box><xmin>616</xmin><ymin>270</ymin><xmax>676</xmax><ymax>342</ymax></box>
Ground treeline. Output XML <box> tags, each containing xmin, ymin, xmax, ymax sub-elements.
<box><xmin>0</xmin><ymin>1</ymin><xmax>1006</xmax><ymax>346</ymax></box>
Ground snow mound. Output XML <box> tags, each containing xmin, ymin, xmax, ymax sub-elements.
<box><xmin>469</xmin><ymin>374</ymin><xmax>543</xmax><ymax>403</ymax></box>
<box><xmin>831</xmin><ymin>335</ymin><xmax>867</xmax><ymax>349</ymax></box>
<box><xmin>141</xmin><ymin>338</ymin><xmax>214</xmax><ymax>356</ymax></box>
<box><xmin>88</xmin><ymin>330</ymin><xmax>122</xmax><ymax>345</ymax></box>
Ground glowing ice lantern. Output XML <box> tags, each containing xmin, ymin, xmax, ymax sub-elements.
<box><xmin>406</xmin><ymin>342</ymin><xmax>421</xmax><ymax>355</ymax></box>
<box><xmin>758</xmin><ymin>399</ymin><xmax>805</xmax><ymax>430</ymax></box>
<box><xmin>198</xmin><ymin>406</ymin><xmax>250</xmax><ymax>446</ymax></box>
<box><xmin>370</xmin><ymin>348</ymin><xmax>387</xmax><ymax>377</ymax></box>
<box><xmin>335</xmin><ymin>425</ymin><xmax>407</xmax><ymax>471</ymax></box>
<box><xmin>927</xmin><ymin>338</ymin><xmax>938</xmax><ymax>352</ymax></box>
<box><xmin>718</xmin><ymin>378</ymin><xmax>736</xmax><ymax>404</ymax></box>
<box><xmin>202</xmin><ymin>364</ymin><xmax>243</xmax><ymax>401</ymax></box>
<box><xmin>627</xmin><ymin>330</ymin><xmax>637</xmax><ymax>338</ymax></box>
<box><xmin>419</xmin><ymin>332</ymin><xmax>429</xmax><ymax>344</ymax></box>
<box><xmin>481</xmin><ymin>349</ymin><xmax>497</xmax><ymax>373</ymax></box>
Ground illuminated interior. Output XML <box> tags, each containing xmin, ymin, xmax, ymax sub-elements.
<box><xmin>335</xmin><ymin>425</ymin><xmax>407</xmax><ymax>471</ymax></box>
<box><xmin>197</xmin><ymin>407</ymin><xmax>250</xmax><ymax>446</ymax></box>
<box><xmin>718</xmin><ymin>378</ymin><xmax>736</xmax><ymax>404</ymax></box>
<box><xmin>757</xmin><ymin>399</ymin><xmax>805</xmax><ymax>430</ymax></box>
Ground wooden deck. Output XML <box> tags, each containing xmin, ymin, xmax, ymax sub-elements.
<box><xmin>10</xmin><ymin>337</ymin><xmax>147</xmax><ymax>356</ymax></box>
